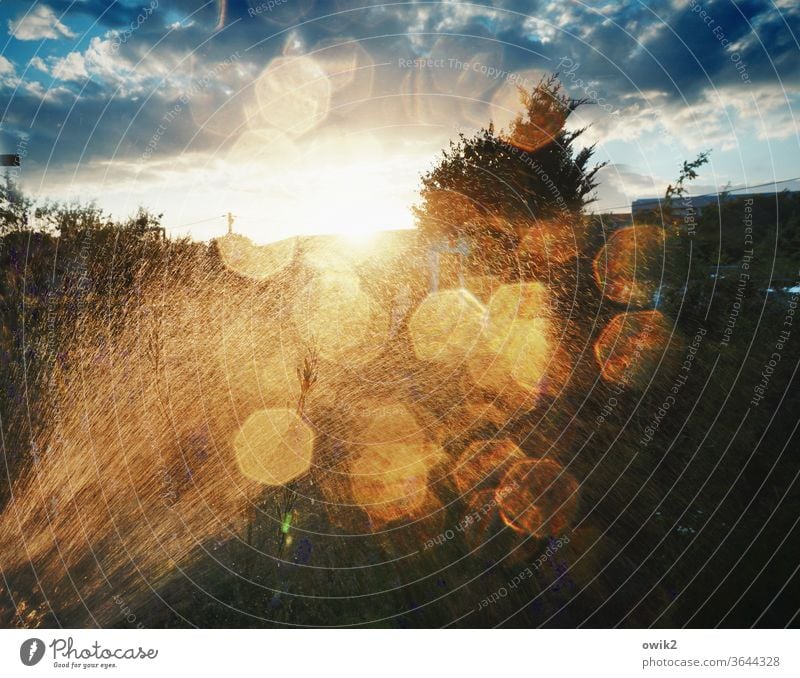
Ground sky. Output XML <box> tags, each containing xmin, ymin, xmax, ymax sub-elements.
<box><xmin>0</xmin><ymin>0</ymin><xmax>798</xmax><ymax>242</ymax></box>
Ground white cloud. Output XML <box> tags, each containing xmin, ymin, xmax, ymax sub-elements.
<box><xmin>50</xmin><ymin>51</ymin><xmax>89</xmax><ymax>80</ymax></box>
<box><xmin>32</xmin><ymin>37</ymin><xmax>139</xmax><ymax>87</ymax></box>
<box><xmin>569</xmin><ymin>84</ymin><xmax>800</xmax><ymax>157</ymax></box>
<box><xmin>0</xmin><ymin>55</ymin><xmax>14</xmax><ymax>76</ymax></box>
<box><xmin>593</xmin><ymin>163</ymin><xmax>667</xmax><ymax>210</ymax></box>
<box><xmin>8</xmin><ymin>5</ymin><xmax>75</xmax><ymax>41</ymax></box>
<box><xmin>0</xmin><ymin>55</ymin><xmax>18</xmax><ymax>87</ymax></box>
<box><xmin>29</xmin><ymin>56</ymin><xmax>48</xmax><ymax>72</ymax></box>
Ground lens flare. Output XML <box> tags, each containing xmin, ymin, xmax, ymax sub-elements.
<box><xmin>487</xmin><ymin>281</ymin><xmax>550</xmax><ymax>335</ymax></box>
<box><xmin>234</xmin><ymin>408</ymin><xmax>314</xmax><ymax>486</ymax></box>
<box><xmin>253</xmin><ymin>56</ymin><xmax>331</xmax><ymax>137</ymax></box>
<box><xmin>466</xmin><ymin>282</ymin><xmax>553</xmax><ymax>406</ymax></box>
<box><xmin>464</xmin><ymin>274</ymin><xmax>502</xmax><ymax>304</ymax></box>
<box><xmin>293</xmin><ymin>270</ymin><xmax>389</xmax><ymax>364</ymax></box>
<box><xmin>593</xmin><ymin>310</ymin><xmax>673</xmax><ymax>388</ymax></box>
<box><xmin>496</xmin><ymin>458</ymin><xmax>579</xmax><ymax>537</ymax></box>
<box><xmin>466</xmin><ymin>319</ymin><xmax>550</xmax><ymax>406</ymax></box>
<box><xmin>409</xmin><ymin>288</ymin><xmax>486</xmax><ymax>364</ymax></box>
<box><xmin>593</xmin><ymin>225</ymin><xmax>667</xmax><ymax>307</ymax></box>
<box><xmin>349</xmin><ymin>404</ymin><xmax>445</xmax><ymax>527</ymax></box>
<box><xmin>452</xmin><ymin>439</ymin><xmax>526</xmax><ymax>496</ymax></box>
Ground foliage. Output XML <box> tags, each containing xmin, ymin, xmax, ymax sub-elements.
<box><xmin>664</xmin><ymin>150</ymin><xmax>711</xmax><ymax>204</ymax></box>
<box><xmin>415</xmin><ymin>74</ymin><xmax>604</xmax><ymax>249</ymax></box>
<box><xmin>0</xmin><ymin>171</ymin><xmax>33</xmax><ymax>232</ymax></box>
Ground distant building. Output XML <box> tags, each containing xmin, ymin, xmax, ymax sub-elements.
<box><xmin>632</xmin><ymin>194</ymin><xmax>720</xmax><ymax>218</ymax></box>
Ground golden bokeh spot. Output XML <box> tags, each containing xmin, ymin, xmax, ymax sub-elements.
<box><xmin>507</xmin><ymin>320</ymin><xmax>552</xmax><ymax>390</ymax></box>
<box><xmin>234</xmin><ymin>408</ymin><xmax>314</xmax><ymax>486</ymax></box>
<box><xmin>594</xmin><ymin>310</ymin><xmax>673</xmax><ymax>387</ymax></box>
<box><xmin>452</xmin><ymin>439</ymin><xmax>526</xmax><ymax>495</ymax></box>
<box><xmin>496</xmin><ymin>458</ymin><xmax>579</xmax><ymax>537</ymax></box>
<box><xmin>293</xmin><ymin>271</ymin><xmax>388</xmax><ymax>364</ymax></box>
<box><xmin>466</xmin><ymin>343</ymin><xmax>539</xmax><ymax>414</ymax></box>
<box><xmin>488</xmin><ymin>281</ymin><xmax>550</xmax><ymax>332</ymax></box>
<box><xmin>313</xmin><ymin>40</ymin><xmax>375</xmax><ymax>111</ymax></box>
<box><xmin>465</xmin><ymin>282</ymin><xmax>553</xmax><ymax>410</ymax></box>
<box><xmin>349</xmin><ymin>402</ymin><xmax>445</xmax><ymax>527</ymax></box>
<box><xmin>409</xmin><ymin>288</ymin><xmax>487</xmax><ymax>363</ymax></box>
<box><xmin>593</xmin><ymin>225</ymin><xmax>667</xmax><ymax>307</ymax></box>
<box><xmin>253</xmin><ymin>55</ymin><xmax>331</xmax><ymax>137</ymax></box>
<box><xmin>349</xmin><ymin>441</ymin><xmax>445</xmax><ymax>527</ymax></box>
<box><xmin>356</xmin><ymin>403</ymin><xmax>427</xmax><ymax>447</ymax></box>
<box><xmin>473</xmin><ymin>318</ymin><xmax>551</xmax><ymax>391</ymax></box>
<box><xmin>464</xmin><ymin>274</ymin><xmax>502</xmax><ymax>304</ymax></box>
<box><xmin>217</xmin><ymin>233</ymin><xmax>296</xmax><ymax>280</ymax></box>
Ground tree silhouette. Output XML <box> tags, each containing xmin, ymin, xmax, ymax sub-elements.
<box><xmin>0</xmin><ymin>171</ymin><xmax>33</xmax><ymax>232</ymax></box>
<box><xmin>415</xmin><ymin>74</ymin><xmax>604</xmax><ymax>255</ymax></box>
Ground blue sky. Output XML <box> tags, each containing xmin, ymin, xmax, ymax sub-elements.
<box><xmin>0</xmin><ymin>0</ymin><xmax>798</xmax><ymax>241</ymax></box>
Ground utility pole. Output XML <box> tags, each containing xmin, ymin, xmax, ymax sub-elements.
<box><xmin>227</xmin><ymin>211</ymin><xmax>235</xmax><ymax>235</ymax></box>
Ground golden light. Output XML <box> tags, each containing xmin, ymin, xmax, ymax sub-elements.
<box><xmin>593</xmin><ymin>310</ymin><xmax>673</xmax><ymax>388</ymax></box>
<box><xmin>466</xmin><ymin>324</ymin><xmax>548</xmax><ymax>401</ymax></box>
<box><xmin>218</xmin><ymin>317</ymin><xmax>300</xmax><ymax>407</ymax></box>
<box><xmin>465</xmin><ymin>282</ymin><xmax>553</xmax><ymax>406</ymax></box>
<box><xmin>593</xmin><ymin>225</ymin><xmax>667</xmax><ymax>307</ymax></box>
<box><xmin>349</xmin><ymin>404</ymin><xmax>445</xmax><ymax>527</ymax></box>
<box><xmin>464</xmin><ymin>274</ymin><xmax>502</xmax><ymax>304</ymax></box>
<box><xmin>224</xmin><ymin>127</ymin><xmax>417</xmax><ymax>240</ymax></box>
<box><xmin>234</xmin><ymin>408</ymin><xmax>314</xmax><ymax>486</ymax></box>
<box><xmin>496</xmin><ymin>458</ymin><xmax>579</xmax><ymax>537</ymax></box>
<box><xmin>409</xmin><ymin>288</ymin><xmax>487</xmax><ymax>363</ymax></box>
<box><xmin>216</xmin><ymin>232</ymin><xmax>297</xmax><ymax>279</ymax></box>
<box><xmin>292</xmin><ymin>270</ymin><xmax>389</xmax><ymax>364</ymax></box>
<box><xmin>486</xmin><ymin>281</ymin><xmax>550</xmax><ymax>338</ymax></box>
